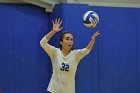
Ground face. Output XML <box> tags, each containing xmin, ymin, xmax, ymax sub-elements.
<box><xmin>60</xmin><ymin>33</ymin><xmax>73</xmax><ymax>51</ymax></box>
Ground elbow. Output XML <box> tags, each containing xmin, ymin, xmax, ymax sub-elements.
<box><xmin>40</xmin><ymin>40</ymin><xmax>43</xmax><ymax>47</ymax></box>
<box><xmin>40</xmin><ymin>40</ymin><xmax>42</xmax><ymax>45</ymax></box>
<box><xmin>40</xmin><ymin>37</ymin><xmax>49</xmax><ymax>48</ymax></box>
<box><xmin>85</xmin><ymin>47</ymin><xmax>91</xmax><ymax>54</ymax></box>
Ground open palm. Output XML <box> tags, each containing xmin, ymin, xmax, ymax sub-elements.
<box><xmin>52</xmin><ymin>18</ymin><xmax>63</xmax><ymax>32</ymax></box>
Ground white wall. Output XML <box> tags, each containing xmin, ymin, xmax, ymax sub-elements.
<box><xmin>0</xmin><ymin>0</ymin><xmax>139</xmax><ymax>12</ymax></box>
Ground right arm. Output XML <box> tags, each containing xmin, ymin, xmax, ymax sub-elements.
<box><xmin>40</xmin><ymin>18</ymin><xmax>63</xmax><ymax>57</ymax></box>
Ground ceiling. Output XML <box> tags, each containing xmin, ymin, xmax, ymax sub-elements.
<box><xmin>0</xmin><ymin>0</ymin><xmax>139</xmax><ymax>12</ymax></box>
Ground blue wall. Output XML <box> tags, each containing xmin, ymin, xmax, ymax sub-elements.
<box><xmin>96</xmin><ymin>7</ymin><xmax>138</xmax><ymax>93</ymax></box>
<box><xmin>0</xmin><ymin>4</ymin><xmax>51</xmax><ymax>93</ymax></box>
<box><xmin>0</xmin><ymin>4</ymin><xmax>140</xmax><ymax>93</ymax></box>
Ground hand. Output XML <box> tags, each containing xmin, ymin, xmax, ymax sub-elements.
<box><xmin>52</xmin><ymin>18</ymin><xmax>63</xmax><ymax>32</ymax></box>
<box><xmin>92</xmin><ymin>31</ymin><xmax>100</xmax><ymax>38</ymax></box>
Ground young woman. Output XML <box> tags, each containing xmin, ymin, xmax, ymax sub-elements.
<box><xmin>40</xmin><ymin>18</ymin><xmax>100</xmax><ymax>93</ymax></box>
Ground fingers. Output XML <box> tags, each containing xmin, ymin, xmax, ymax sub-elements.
<box><xmin>52</xmin><ymin>18</ymin><xmax>62</xmax><ymax>25</ymax></box>
<box><xmin>95</xmin><ymin>31</ymin><xmax>100</xmax><ymax>36</ymax></box>
<box><xmin>52</xmin><ymin>20</ymin><xmax>54</xmax><ymax>25</ymax></box>
<box><xmin>52</xmin><ymin>18</ymin><xmax>63</xmax><ymax>32</ymax></box>
<box><xmin>58</xmin><ymin>18</ymin><xmax>60</xmax><ymax>23</ymax></box>
<box><xmin>55</xmin><ymin>18</ymin><xmax>57</xmax><ymax>24</ymax></box>
<box><xmin>93</xmin><ymin>31</ymin><xmax>100</xmax><ymax>38</ymax></box>
<box><xmin>59</xmin><ymin>20</ymin><xmax>62</xmax><ymax>25</ymax></box>
<box><xmin>59</xmin><ymin>27</ymin><xmax>63</xmax><ymax>31</ymax></box>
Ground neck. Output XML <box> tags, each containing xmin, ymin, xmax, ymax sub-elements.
<box><xmin>62</xmin><ymin>48</ymin><xmax>70</xmax><ymax>56</ymax></box>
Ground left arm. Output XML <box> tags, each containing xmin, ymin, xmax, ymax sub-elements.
<box><xmin>86</xmin><ymin>31</ymin><xmax>100</xmax><ymax>50</ymax></box>
<box><xmin>75</xmin><ymin>31</ymin><xmax>100</xmax><ymax>62</ymax></box>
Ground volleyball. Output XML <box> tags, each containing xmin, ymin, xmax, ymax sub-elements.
<box><xmin>82</xmin><ymin>11</ymin><xmax>99</xmax><ymax>28</ymax></box>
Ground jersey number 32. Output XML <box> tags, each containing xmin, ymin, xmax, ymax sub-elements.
<box><xmin>60</xmin><ymin>63</ymin><xmax>69</xmax><ymax>71</ymax></box>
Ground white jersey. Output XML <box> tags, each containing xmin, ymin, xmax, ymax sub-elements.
<box><xmin>40</xmin><ymin>36</ymin><xmax>91</xmax><ymax>93</ymax></box>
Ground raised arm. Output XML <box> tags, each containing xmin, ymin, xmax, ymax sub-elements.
<box><xmin>86</xmin><ymin>31</ymin><xmax>100</xmax><ymax>50</ymax></box>
<box><xmin>40</xmin><ymin>18</ymin><xmax>63</xmax><ymax>58</ymax></box>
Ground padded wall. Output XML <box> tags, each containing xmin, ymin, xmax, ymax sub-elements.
<box><xmin>0</xmin><ymin>4</ymin><xmax>51</xmax><ymax>93</ymax></box>
<box><xmin>136</xmin><ymin>8</ymin><xmax>140</xmax><ymax>93</ymax></box>
<box><xmin>96</xmin><ymin>7</ymin><xmax>138</xmax><ymax>93</ymax></box>
<box><xmin>0</xmin><ymin>4</ymin><xmax>15</xmax><ymax>93</ymax></box>
<box><xmin>0</xmin><ymin>3</ymin><xmax>140</xmax><ymax>93</ymax></box>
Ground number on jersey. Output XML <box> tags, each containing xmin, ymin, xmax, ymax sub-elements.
<box><xmin>60</xmin><ymin>63</ymin><xmax>69</xmax><ymax>71</ymax></box>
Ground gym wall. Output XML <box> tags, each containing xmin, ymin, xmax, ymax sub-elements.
<box><xmin>0</xmin><ymin>3</ymin><xmax>139</xmax><ymax>93</ymax></box>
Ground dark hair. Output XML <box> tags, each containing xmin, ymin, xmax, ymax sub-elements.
<box><xmin>59</xmin><ymin>32</ymin><xmax>74</xmax><ymax>51</ymax></box>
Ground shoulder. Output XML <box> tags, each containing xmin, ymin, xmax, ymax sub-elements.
<box><xmin>73</xmin><ymin>48</ymin><xmax>91</xmax><ymax>56</ymax></box>
<box><xmin>55</xmin><ymin>48</ymin><xmax>60</xmax><ymax>52</ymax></box>
<box><xmin>72</xmin><ymin>48</ymin><xmax>88</xmax><ymax>52</ymax></box>
<box><xmin>71</xmin><ymin>49</ymin><xmax>78</xmax><ymax>53</ymax></box>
